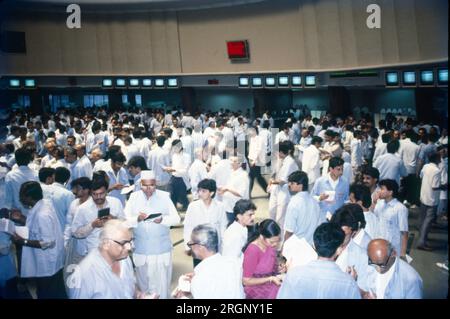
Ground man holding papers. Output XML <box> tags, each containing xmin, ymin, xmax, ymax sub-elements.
<box><xmin>125</xmin><ymin>170</ymin><xmax>180</xmax><ymax>299</ymax></box>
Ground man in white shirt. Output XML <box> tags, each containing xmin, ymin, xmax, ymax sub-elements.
<box><xmin>4</xmin><ymin>147</ymin><xmax>39</xmax><ymax>216</ymax></box>
<box><xmin>188</xmin><ymin>148</ymin><xmax>208</xmax><ymax>200</ymax></box>
<box><xmin>222</xmin><ymin>199</ymin><xmax>256</xmax><ymax>260</ymax></box>
<box><xmin>301</xmin><ymin>136</ymin><xmax>323</xmax><ymax>191</ymax></box>
<box><xmin>247</xmin><ymin>127</ymin><xmax>268</xmax><ymax>197</ymax></box>
<box><xmin>147</xmin><ymin>136</ymin><xmax>171</xmax><ymax>191</ymax></box>
<box><xmin>71</xmin><ymin>179</ymin><xmax>125</xmax><ymax>257</ymax></box>
<box><xmin>399</xmin><ymin>130</ymin><xmax>420</xmax><ymax>206</ymax></box>
<box><xmin>417</xmin><ymin>152</ymin><xmax>443</xmax><ymax>251</ymax></box>
<box><xmin>68</xmin><ymin>220</ymin><xmax>145</xmax><ymax>299</ymax></box>
<box><xmin>124</xmin><ymin>170</ymin><xmax>180</xmax><ymax>299</ymax></box>
<box><xmin>176</xmin><ymin>224</ymin><xmax>244</xmax><ymax>299</ymax></box>
<box><xmin>284</xmin><ymin>171</ymin><xmax>321</xmax><ymax>246</ymax></box>
<box><xmin>11</xmin><ymin>181</ymin><xmax>66</xmax><ymax>299</ymax></box>
<box><xmin>364</xmin><ymin>239</ymin><xmax>422</xmax><ymax>299</ymax></box>
<box><xmin>373</xmin><ymin>140</ymin><xmax>407</xmax><ymax>186</ymax></box>
<box><xmin>218</xmin><ymin>155</ymin><xmax>250</xmax><ymax>224</ymax></box>
<box><xmin>183</xmin><ymin>179</ymin><xmax>227</xmax><ymax>267</ymax></box>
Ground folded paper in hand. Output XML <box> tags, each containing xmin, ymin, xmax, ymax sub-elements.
<box><xmin>178</xmin><ymin>275</ymin><xmax>191</xmax><ymax>292</ymax></box>
<box><xmin>15</xmin><ymin>226</ymin><xmax>29</xmax><ymax>239</ymax></box>
<box><xmin>120</xmin><ymin>185</ymin><xmax>135</xmax><ymax>195</ymax></box>
<box><xmin>0</xmin><ymin>218</ymin><xmax>15</xmax><ymax>235</ymax></box>
<box><xmin>144</xmin><ymin>213</ymin><xmax>162</xmax><ymax>221</ymax></box>
<box><xmin>282</xmin><ymin>235</ymin><xmax>317</xmax><ymax>270</ymax></box>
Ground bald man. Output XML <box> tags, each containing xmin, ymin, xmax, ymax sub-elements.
<box><xmin>364</xmin><ymin>239</ymin><xmax>422</xmax><ymax>299</ymax></box>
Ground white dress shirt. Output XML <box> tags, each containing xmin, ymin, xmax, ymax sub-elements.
<box><xmin>221</xmin><ymin>221</ymin><xmax>248</xmax><ymax>259</ymax></box>
<box><xmin>420</xmin><ymin>163</ymin><xmax>441</xmax><ymax>206</ymax></box>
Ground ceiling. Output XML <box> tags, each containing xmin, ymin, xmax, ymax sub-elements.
<box><xmin>1</xmin><ymin>0</ymin><xmax>271</xmax><ymax>12</ymax></box>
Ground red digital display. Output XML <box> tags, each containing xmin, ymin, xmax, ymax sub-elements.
<box><xmin>227</xmin><ymin>40</ymin><xmax>249</xmax><ymax>60</ymax></box>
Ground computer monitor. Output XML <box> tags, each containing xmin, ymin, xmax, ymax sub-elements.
<box><xmin>265</xmin><ymin>77</ymin><xmax>276</xmax><ymax>87</ymax></box>
<box><xmin>154</xmin><ymin>79</ymin><xmax>165</xmax><ymax>87</ymax></box>
<box><xmin>142</xmin><ymin>79</ymin><xmax>152</xmax><ymax>87</ymax></box>
<box><xmin>102</xmin><ymin>79</ymin><xmax>113</xmax><ymax>88</ymax></box>
<box><xmin>385</xmin><ymin>72</ymin><xmax>399</xmax><ymax>86</ymax></box>
<box><xmin>278</xmin><ymin>76</ymin><xmax>289</xmax><ymax>86</ymax></box>
<box><xmin>402</xmin><ymin>71</ymin><xmax>416</xmax><ymax>86</ymax></box>
<box><xmin>24</xmin><ymin>79</ymin><xmax>36</xmax><ymax>88</ymax></box>
<box><xmin>167</xmin><ymin>78</ymin><xmax>178</xmax><ymax>88</ymax></box>
<box><xmin>129</xmin><ymin>78</ymin><xmax>140</xmax><ymax>87</ymax></box>
<box><xmin>291</xmin><ymin>75</ymin><xmax>302</xmax><ymax>86</ymax></box>
<box><xmin>252</xmin><ymin>77</ymin><xmax>262</xmax><ymax>87</ymax></box>
<box><xmin>437</xmin><ymin>69</ymin><xmax>448</xmax><ymax>85</ymax></box>
<box><xmin>420</xmin><ymin>70</ymin><xmax>434</xmax><ymax>85</ymax></box>
<box><xmin>115</xmin><ymin>78</ymin><xmax>126</xmax><ymax>87</ymax></box>
<box><xmin>9</xmin><ymin>79</ymin><xmax>21</xmax><ymax>88</ymax></box>
<box><xmin>305</xmin><ymin>75</ymin><xmax>316</xmax><ymax>87</ymax></box>
<box><xmin>239</xmin><ymin>77</ymin><xmax>249</xmax><ymax>87</ymax></box>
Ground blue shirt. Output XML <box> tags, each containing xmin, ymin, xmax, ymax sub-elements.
<box><xmin>311</xmin><ymin>175</ymin><xmax>349</xmax><ymax>220</ymax></box>
<box><xmin>374</xmin><ymin>198</ymin><xmax>408</xmax><ymax>256</ymax></box>
<box><xmin>284</xmin><ymin>191</ymin><xmax>321</xmax><ymax>245</ymax></box>
<box><xmin>277</xmin><ymin>259</ymin><xmax>361</xmax><ymax>299</ymax></box>
<box><xmin>0</xmin><ymin>232</ymin><xmax>17</xmax><ymax>287</ymax></box>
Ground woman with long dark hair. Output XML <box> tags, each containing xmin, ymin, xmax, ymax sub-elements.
<box><xmin>242</xmin><ymin>219</ymin><xmax>281</xmax><ymax>299</ymax></box>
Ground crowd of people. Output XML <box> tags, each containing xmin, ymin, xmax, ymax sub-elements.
<box><xmin>0</xmin><ymin>106</ymin><xmax>447</xmax><ymax>299</ymax></box>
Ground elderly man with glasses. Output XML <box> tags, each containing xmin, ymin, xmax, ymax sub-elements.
<box><xmin>68</xmin><ymin>219</ymin><xmax>153</xmax><ymax>299</ymax></box>
<box><xmin>175</xmin><ymin>224</ymin><xmax>244</xmax><ymax>299</ymax></box>
<box><xmin>363</xmin><ymin>239</ymin><xmax>422</xmax><ymax>299</ymax></box>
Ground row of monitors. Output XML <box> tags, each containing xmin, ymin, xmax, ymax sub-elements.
<box><xmin>102</xmin><ymin>78</ymin><xmax>179</xmax><ymax>88</ymax></box>
<box><xmin>386</xmin><ymin>69</ymin><xmax>448</xmax><ymax>87</ymax></box>
<box><xmin>239</xmin><ymin>75</ymin><xmax>316</xmax><ymax>88</ymax></box>
<box><xmin>6</xmin><ymin>78</ymin><xmax>179</xmax><ymax>89</ymax></box>
<box><xmin>8</xmin><ymin>79</ymin><xmax>36</xmax><ymax>89</ymax></box>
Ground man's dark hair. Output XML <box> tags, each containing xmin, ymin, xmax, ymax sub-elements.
<box><xmin>38</xmin><ymin>167</ymin><xmax>55</xmax><ymax>183</ymax></box>
<box><xmin>349</xmin><ymin>184</ymin><xmax>372</xmax><ymax>209</ymax></box>
<box><xmin>311</xmin><ymin>136</ymin><xmax>323</xmax><ymax>145</ymax></box>
<box><xmin>313</xmin><ymin>223</ymin><xmax>345</xmax><ymax>258</ymax></box>
<box><xmin>278</xmin><ymin>140</ymin><xmax>294</xmax><ymax>156</ymax></box>
<box><xmin>379</xmin><ymin>179</ymin><xmax>399</xmax><ymax>198</ymax></box>
<box><xmin>20</xmin><ymin>181</ymin><xmax>43</xmax><ymax>202</ymax></box>
<box><xmin>329</xmin><ymin>157</ymin><xmax>344</xmax><ymax>169</ymax></box>
<box><xmin>387</xmin><ymin>140</ymin><xmax>400</xmax><ymax>154</ymax></box>
<box><xmin>91</xmin><ymin>178</ymin><xmax>109</xmax><ymax>192</ymax></box>
<box><xmin>330</xmin><ymin>204</ymin><xmax>366</xmax><ymax>231</ymax></box>
<box><xmin>128</xmin><ymin>156</ymin><xmax>148</xmax><ymax>170</ymax></box>
<box><xmin>55</xmin><ymin>167</ymin><xmax>71</xmax><ymax>184</ymax></box>
<box><xmin>15</xmin><ymin>147</ymin><xmax>33</xmax><ymax>166</ymax></box>
<box><xmin>287</xmin><ymin>170</ymin><xmax>309</xmax><ymax>191</ymax></box>
<box><xmin>71</xmin><ymin>177</ymin><xmax>92</xmax><ymax>190</ymax></box>
<box><xmin>428</xmin><ymin>152</ymin><xmax>441</xmax><ymax>164</ymax></box>
<box><xmin>233</xmin><ymin>199</ymin><xmax>257</xmax><ymax>217</ymax></box>
<box><xmin>111</xmin><ymin>152</ymin><xmax>126</xmax><ymax>164</ymax></box>
<box><xmin>197</xmin><ymin>179</ymin><xmax>217</xmax><ymax>197</ymax></box>
<box><xmin>156</xmin><ymin>135</ymin><xmax>166</xmax><ymax>147</ymax></box>
<box><xmin>362</xmin><ymin>166</ymin><xmax>380</xmax><ymax>181</ymax></box>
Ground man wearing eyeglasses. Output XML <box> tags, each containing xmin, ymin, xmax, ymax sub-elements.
<box><xmin>124</xmin><ymin>170</ymin><xmax>180</xmax><ymax>299</ymax></box>
<box><xmin>363</xmin><ymin>239</ymin><xmax>422</xmax><ymax>299</ymax></box>
<box><xmin>68</xmin><ymin>219</ymin><xmax>152</xmax><ymax>299</ymax></box>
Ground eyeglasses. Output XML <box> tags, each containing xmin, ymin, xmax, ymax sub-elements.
<box><xmin>368</xmin><ymin>250</ymin><xmax>393</xmax><ymax>270</ymax></box>
<box><xmin>187</xmin><ymin>241</ymin><xmax>204</xmax><ymax>248</ymax></box>
<box><xmin>108</xmin><ymin>238</ymin><xmax>134</xmax><ymax>249</ymax></box>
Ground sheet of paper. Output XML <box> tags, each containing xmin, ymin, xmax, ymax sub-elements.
<box><xmin>405</xmin><ymin>254</ymin><xmax>413</xmax><ymax>264</ymax></box>
<box><xmin>324</xmin><ymin>191</ymin><xmax>335</xmax><ymax>202</ymax></box>
<box><xmin>0</xmin><ymin>218</ymin><xmax>15</xmax><ymax>235</ymax></box>
<box><xmin>282</xmin><ymin>235</ymin><xmax>318</xmax><ymax>270</ymax></box>
<box><xmin>120</xmin><ymin>184</ymin><xmax>135</xmax><ymax>195</ymax></box>
<box><xmin>178</xmin><ymin>275</ymin><xmax>191</xmax><ymax>292</ymax></box>
<box><xmin>15</xmin><ymin>226</ymin><xmax>29</xmax><ymax>239</ymax></box>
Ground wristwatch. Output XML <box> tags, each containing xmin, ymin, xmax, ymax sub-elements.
<box><xmin>23</xmin><ymin>239</ymin><xmax>28</xmax><ymax>246</ymax></box>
